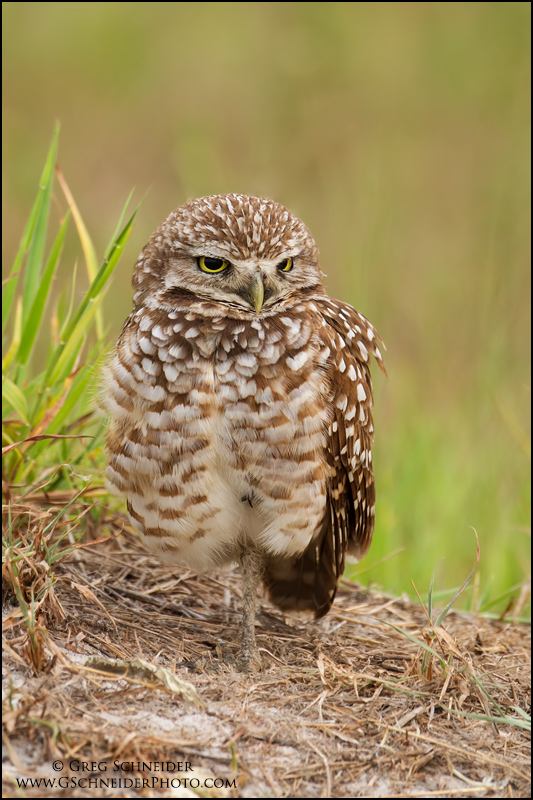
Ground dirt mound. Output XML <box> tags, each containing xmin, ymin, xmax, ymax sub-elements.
<box><xmin>3</xmin><ymin>529</ymin><xmax>530</xmax><ymax>797</ymax></box>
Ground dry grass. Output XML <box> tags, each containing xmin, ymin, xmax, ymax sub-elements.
<box><xmin>2</xmin><ymin>503</ymin><xmax>531</xmax><ymax>798</ymax></box>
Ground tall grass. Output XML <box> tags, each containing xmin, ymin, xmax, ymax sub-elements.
<box><xmin>2</xmin><ymin>129</ymin><xmax>139</xmax><ymax>665</ymax></box>
<box><xmin>2</xmin><ymin>126</ymin><xmax>137</xmax><ymax>494</ymax></box>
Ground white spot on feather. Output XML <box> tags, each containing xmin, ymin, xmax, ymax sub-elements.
<box><xmin>139</xmin><ymin>337</ymin><xmax>156</xmax><ymax>355</ymax></box>
<box><xmin>345</xmin><ymin>405</ymin><xmax>356</xmax><ymax>421</ymax></box>
<box><xmin>163</xmin><ymin>363</ymin><xmax>179</xmax><ymax>383</ymax></box>
<box><xmin>142</xmin><ymin>358</ymin><xmax>158</xmax><ymax>376</ymax></box>
<box><xmin>286</xmin><ymin>351</ymin><xmax>308</xmax><ymax>371</ymax></box>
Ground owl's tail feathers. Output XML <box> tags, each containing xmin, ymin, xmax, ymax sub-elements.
<box><xmin>262</xmin><ymin>510</ymin><xmax>343</xmax><ymax>619</ymax></box>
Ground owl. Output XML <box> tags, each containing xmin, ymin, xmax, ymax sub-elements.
<box><xmin>102</xmin><ymin>194</ymin><xmax>385</xmax><ymax>670</ymax></box>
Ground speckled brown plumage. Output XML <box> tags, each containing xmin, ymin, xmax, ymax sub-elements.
<box><xmin>102</xmin><ymin>193</ymin><xmax>385</xmax><ymax>669</ymax></box>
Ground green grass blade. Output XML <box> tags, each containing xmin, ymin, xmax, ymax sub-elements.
<box><xmin>434</xmin><ymin>528</ymin><xmax>480</xmax><ymax>627</ymax></box>
<box><xmin>29</xmin><ymin>342</ymin><xmax>108</xmax><ymax>460</ymax></box>
<box><xmin>381</xmin><ymin>620</ymin><xmax>447</xmax><ymax>669</ymax></box>
<box><xmin>512</xmin><ymin>705</ymin><xmax>532</xmax><ymax>723</ymax></box>
<box><xmin>41</xmin><ymin>484</ymin><xmax>90</xmax><ymax>536</ymax></box>
<box><xmin>104</xmin><ymin>188</ymin><xmax>136</xmax><ymax>260</ymax></box>
<box><xmin>46</xmin><ymin>354</ymin><xmax>108</xmax><ymax>441</ymax></box>
<box><xmin>21</xmin><ymin>125</ymin><xmax>59</xmax><ymax>328</ymax></box>
<box><xmin>17</xmin><ymin>213</ymin><xmax>70</xmax><ymax>367</ymax></box>
<box><xmin>442</xmin><ymin>705</ymin><xmax>531</xmax><ymax>731</ymax></box>
<box><xmin>479</xmin><ymin>581</ymin><xmax>526</xmax><ymax>613</ymax></box>
<box><xmin>1</xmin><ymin>126</ymin><xmax>60</xmax><ymax>334</ymax></box>
<box><xmin>2</xmin><ymin>195</ymin><xmax>41</xmax><ymax>335</ymax></box>
<box><xmin>2</xmin><ymin>376</ymin><xmax>30</xmax><ymax>425</ymax></box>
<box><xmin>47</xmin><ymin>296</ymin><xmax>104</xmax><ymax>387</ymax></box>
<box><xmin>58</xmin><ymin>261</ymin><xmax>78</xmax><ymax>339</ymax></box>
<box><xmin>42</xmin><ymin>209</ymin><xmax>137</xmax><ymax>389</ymax></box>
<box><xmin>90</xmin><ymin>209</ymin><xmax>137</xmax><ymax>297</ymax></box>
<box><xmin>44</xmin><ymin>368</ymin><xmax>94</xmax><ymax>435</ymax></box>
<box><xmin>428</xmin><ymin>565</ymin><xmax>437</xmax><ymax>624</ymax></box>
<box><xmin>2</xmin><ymin>297</ymin><xmax>23</xmax><ymax>372</ymax></box>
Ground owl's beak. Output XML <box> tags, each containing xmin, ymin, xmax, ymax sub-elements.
<box><xmin>248</xmin><ymin>274</ymin><xmax>264</xmax><ymax>313</ymax></box>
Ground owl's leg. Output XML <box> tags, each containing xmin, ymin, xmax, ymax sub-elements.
<box><xmin>236</xmin><ymin>546</ymin><xmax>262</xmax><ymax>672</ymax></box>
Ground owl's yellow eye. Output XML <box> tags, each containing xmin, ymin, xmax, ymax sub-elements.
<box><xmin>278</xmin><ymin>257</ymin><xmax>293</xmax><ymax>272</ymax></box>
<box><xmin>198</xmin><ymin>256</ymin><xmax>230</xmax><ymax>273</ymax></box>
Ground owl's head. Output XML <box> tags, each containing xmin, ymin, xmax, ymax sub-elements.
<box><xmin>132</xmin><ymin>194</ymin><xmax>324</xmax><ymax>314</ymax></box>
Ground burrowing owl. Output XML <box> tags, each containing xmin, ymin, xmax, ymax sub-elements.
<box><xmin>103</xmin><ymin>194</ymin><xmax>385</xmax><ymax>670</ymax></box>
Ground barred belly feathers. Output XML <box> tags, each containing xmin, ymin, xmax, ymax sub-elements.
<box><xmin>102</xmin><ymin>194</ymin><xmax>384</xmax><ymax>669</ymax></box>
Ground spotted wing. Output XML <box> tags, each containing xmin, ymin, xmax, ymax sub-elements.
<box><xmin>264</xmin><ymin>297</ymin><xmax>385</xmax><ymax>618</ymax></box>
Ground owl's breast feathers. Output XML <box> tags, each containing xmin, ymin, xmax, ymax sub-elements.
<box><xmin>103</xmin><ymin>295</ymin><xmax>384</xmax><ymax>615</ymax></box>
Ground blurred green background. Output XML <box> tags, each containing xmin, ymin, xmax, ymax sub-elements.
<box><xmin>3</xmin><ymin>2</ymin><xmax>530</xmax><ymax>614</ymax></box>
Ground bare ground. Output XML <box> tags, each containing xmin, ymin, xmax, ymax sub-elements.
<box><xmin>2</xmin><ymin>526</ymin><xmax>531</xmax><ymax>798</ymax></box>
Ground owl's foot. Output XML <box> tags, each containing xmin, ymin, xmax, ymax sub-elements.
<box><xmin>235</xmin><ymin>645</ymin><xmax>262</xmax><ymax>673</ymax></box>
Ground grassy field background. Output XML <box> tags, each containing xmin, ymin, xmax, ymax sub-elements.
<box><xmin>2</xmin><ymin>2</ymin><xmax>530</xmax><ymax>616</ymax></box>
